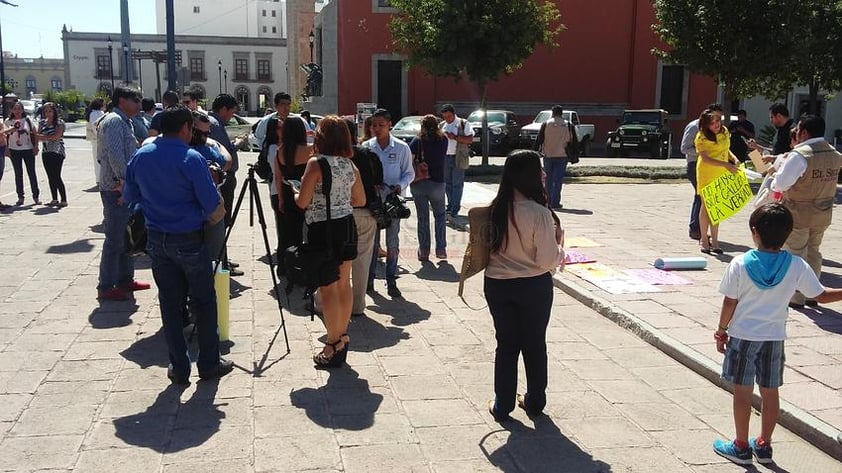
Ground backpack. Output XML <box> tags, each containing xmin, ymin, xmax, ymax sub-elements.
<box><xmin>254</xmin><ymin>144</ymin><xmax>273</xmax><ymax>181</ymax></box>
<box><xmin>352</xmin><ymin>146</ymin><xmax>391</xmax><ymax>229</ymax></box>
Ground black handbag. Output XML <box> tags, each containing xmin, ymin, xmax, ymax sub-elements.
<box><xmin>283</xmin><ymin>158</ymin><xmax>340</xmax><ymax>290</ymax></box>
<box><xmin>566</xmin><ymin>123</ymin><xmax>580</xmax><ymax>164</ymax></box>
<box><xmin>253</xmin><ymin>145</ymin><xmax>272</xmax><ymax>181</ymax></box>
<box><xmin>125</xmin><ymin>204</ymin><xmax>147</xmax><ymax>255</ymax></box>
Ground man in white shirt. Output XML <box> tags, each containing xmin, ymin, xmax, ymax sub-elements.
<box><xmin>253</xmin><ymin>92</ymin><xmax>313</xmax><ymax>148</ymax></box>
<box><xmin>771</xmin><ymin>115</ymin><xmax>842</xmax><ymax>307</ymax></box>
<box><xmin>363</xmin><ymin>108</ymin><xmax>414</xmax><ymax>298</ymax></box>
<box><xmin>440</xmin><ymin>104</ymin><xmax>474</xmax><ymax>219</ymax></box>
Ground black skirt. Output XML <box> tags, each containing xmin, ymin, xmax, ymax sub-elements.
<box><xmin>306</xmin><ymin>214</ymin><xmax>358</xmax><ymax>263</ymax></box>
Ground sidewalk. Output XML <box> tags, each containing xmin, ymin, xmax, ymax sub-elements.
<box><xmin>460</xmin><ymin>178</ymin><xmax>842</xmax><ymax>460</ymax></box>
<box><xmin>0</xmin><ymin>145</ymin><xmax>839</xmax><ymax>471</ymax></box>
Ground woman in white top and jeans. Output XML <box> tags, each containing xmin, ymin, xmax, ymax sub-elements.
<box><xmin>4</xmin><ymin>101</ymin><xmax>40</xmax><ymax>206</ymax></box>
<box><xmin>295</xmin><ymin>116</ymin><xmax>365</xmax><ymax>368</ymax></box>
<box><xmin>485</xmin><ymin>149</ymin><xmax>564</xmax><ymax>422</ymax></box>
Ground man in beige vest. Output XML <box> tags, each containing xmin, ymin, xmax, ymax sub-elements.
<box><xmin>534</xmin><ymin>105</ymin><xmax>575</xmax><ymax>210</ymax></box>
<box><xmin>772</xmin><ymin>115</ymin><xmax>842</xmax><ymax>307</ymax></box>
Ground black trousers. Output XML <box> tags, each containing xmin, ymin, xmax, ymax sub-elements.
<box><xmin>484</xmin><ymin>273</ymin><xmax>553</xmax><ymax>415</ymax></box>
<box><xmin>9</xmin><ymin>149</ymin><xmax>39</xmax><ymax>200</ymax></box>
<box><xmin>42</xmin><ymin>152</ymin><xmax>66</xmax><ymax>202</ymax></box>
<box><xmin>220</xmin><ymin>172</ymin><xmax>237</xmax><ymax>263</ymax></box>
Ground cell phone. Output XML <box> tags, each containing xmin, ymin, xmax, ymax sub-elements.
<box><xmin>283</xmin><ymin>179</ymin><xmax>301</xmax><ymax>192</ymax></box>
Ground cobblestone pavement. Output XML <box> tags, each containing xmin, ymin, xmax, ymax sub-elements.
<box><xmin>0</xmin><ymin>143</ymin><xmax>839</xmax><ymax>472</ymax></box>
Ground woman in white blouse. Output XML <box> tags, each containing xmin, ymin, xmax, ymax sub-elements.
<box><xmin>485</xmin><ymin>149</ymin><xmax>564</xmax><ymax>422</ymax></box>
<box><xmin>86</xmin><ymin>98</ymin><xmax>105</xmax><ymax>185</ymax></box>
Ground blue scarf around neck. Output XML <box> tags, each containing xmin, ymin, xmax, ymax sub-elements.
<box><xmin>743</xmin><ymin>249</ymin><xmax>792</xmax><ymax>289</ymax></box>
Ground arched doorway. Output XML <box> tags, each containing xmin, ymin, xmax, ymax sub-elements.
<box><xmin>234</xmin><ymin>86</ymin><xmax>250</xmax><ymax>115</ymax></box>
<box><xmin>256</xmin><ymin>86</ymin><xmax>273</xmax><ymax>114</ymax></box>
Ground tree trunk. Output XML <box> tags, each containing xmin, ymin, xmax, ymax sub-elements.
<box><xmin>480</xmin><ymin>82</ymin><xmax>489</xmax><ymax>166</ymax></box>
<box><xmin>808</xmin><ymin>80</ymin><xmax>819</xmax><ymax>115</ymax></box>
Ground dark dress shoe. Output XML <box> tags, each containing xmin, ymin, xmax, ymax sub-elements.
<box><xmin>788</xmin><ymin>302</ymin><xmax>804</xmax><ymax>309</ymax></box>
<box><xmin>805</xmin><ymin>300</ymin><xmax>819</xmax><ymax>307</ymax></box>
<box><xmin>167</xmin><ymin>368</ymin><xmax>190</xmax><ymax>385</ymax></box>
<box><xmin>199</xmin><ymin>359</ymin><xmax>235</xmax><ymax>380</ymax></box>
<box><xmin>227</xmin><ymin>267</ymin><xmax>244</xmax><ymax>277</ymax></box>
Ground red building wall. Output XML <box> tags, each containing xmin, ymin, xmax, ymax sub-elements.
<box><xmin>335</xmin><ymin>0</ymin><xmax>718</xmax><ymax>145</ymax></box>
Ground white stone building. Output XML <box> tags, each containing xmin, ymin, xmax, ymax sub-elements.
<box><xmin>154</xmin><ymin>0</ymin><xmax>289</xmax><ymax>39</ymax></box>
<box><xmin>61</xmin><ymin>29</ymin><xmax>288</xmax><ymax>115</ymax></box>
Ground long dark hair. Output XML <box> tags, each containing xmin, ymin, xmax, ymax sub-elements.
<box><xmin>699</xmin><ymin>110</ymin><xmax>723</xmax><ymax>142</ymax></box>
<box><xmin>281</xmin><ymin>115</ymin><xmax>307</xmax><ymax>175</ymax></box>
<box><xmin>42</xmin><ymin>102</ymin><xmax>60</xmax><ymax>127</ymax></box>
<box><xmin>264</xmin><ymin>117</ymin><xmax>280</xmax><ymax>148</ymax></box>
<box><xmin>489</xmin><ymin>149</ymin><xmax>559</xmax><ymax>252</ymax></box>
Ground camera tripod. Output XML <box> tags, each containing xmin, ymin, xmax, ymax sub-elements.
<box><xmin>217</xmin><ymin>164</ymin><xmax>290</xmax><ymax>353</ymax></box>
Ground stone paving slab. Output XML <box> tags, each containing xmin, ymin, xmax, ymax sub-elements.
<box><xmin>0</xmin><ymin>145</ymin><xmax>839</xmax><ymax>471</ymax></box>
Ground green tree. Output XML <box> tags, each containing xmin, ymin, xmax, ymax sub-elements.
<box><xmin>652</xmin><ymin>0</ymin><xmax>786</xmax><ymax>112</ymax></box>
<box><xmin>762</xmin><ymin>0</ymin><xmax>842</xmax><ymax>114</ymax></box>
<box><xmin>389</xmin><ymin>0</ymin><xmax>563</xmax><ymax>163</ymax></box>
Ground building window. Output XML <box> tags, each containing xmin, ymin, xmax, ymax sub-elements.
<box><xmin>262</xmin><ymin>26</ymin><xmax>267</xmax><ymax>33</ymax></box>
<box><xmin>271</xmin><ymin>10</ymin><xmax>276</xmax><ymax>17</ymax></box>
<box><xmin>378</xmin><ymin>0</ymin><xmax>391</xmax><ymax>5</ymax></box>
<box><xmin>257</xmin><ymin>59</ymin><xmax>271</xmax><ymax>81</ymax></box>
<box><xmin>271</xmin><ymin>26</ymin><xmax>277</xmax><ymax>34</ymax></box>
<box><xmin>25</xmin><ymin>79</ymin><xmax>36</xmax><ymax>90</ymax></box>
<box><xmin>235</xmin><ymin>58</ymin><xmax>248</xmax><ymax>81</ymax></box>
<box><xmin>262</xmin><ymin>9</ymin><xmax>266</xmax><ymax>16</ymax></box>
<box><xmin>96</xmin><ymin>55</ymin><xmax>112</xmax><ymax>79</ymax></box>
<box><xmin>51</xmin><ymin>79</ymin><xmax>62</xmax><ymax>91</ymax></box>
<box><xmin>657</xmin><ymin>64</ymin><xmax>686</xmax><ymax>117</ymax></box>
<box><xmin>193</xmin><ymin>6</ymin><xmax>200</xmax><ymax>13</ymax></box>
<box><xmin>190</xmin><ymin>57</ymin><xmax>205</xmax><ymax>81</ymax></box>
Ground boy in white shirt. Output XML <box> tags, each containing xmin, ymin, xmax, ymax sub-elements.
<box><xmin>713</xmin><ymin>203</ymin><xmax>842</xmax><ymax>465</ymax></box>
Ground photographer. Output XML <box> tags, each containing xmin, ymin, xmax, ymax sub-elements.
<box><xmin>363</xmin><ymin>109</ymin><xmax>415</xmax><ymax>298</ymax></box>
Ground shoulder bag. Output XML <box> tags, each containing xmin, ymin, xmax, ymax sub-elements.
<box><xmin>412</xmin><ymin>139</ymin><xmax>429</xmax><ymax>183</ymax></box>
<box><xmin>565</xmin><ymin>123</ymin><xmax>580</xmax><ymax>164</ymax></box>
<box><xmin>455</xmin><ymin>119</ymin><xmax>471</xmax><ymax>170</ymax></box>
<box><xmin>283</xmin><ymin>157</ymin><xmax>341</xmax><ymax>291</ymax></box>
<box><xmin>458</xmin><ymin>205</ymin><xmax>493</xmax><ymax>299</ymax></box>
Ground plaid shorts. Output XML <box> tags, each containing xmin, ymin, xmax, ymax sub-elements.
<box><xmin>721</xmin><ymin>338</ymin><xmax>785</xmax><ymax>388</ymax></box>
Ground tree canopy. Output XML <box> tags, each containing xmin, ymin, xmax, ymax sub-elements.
<box><xmin>653</xmin><ymin>0</ymin><xmax>842</xmax><ymax>113</ymax></box>
<box><xmin>389</xmin><ymin>0</ymin><xmax>563</xmax><ymax>161</ymax></box>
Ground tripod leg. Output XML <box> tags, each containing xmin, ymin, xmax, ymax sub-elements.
<box><xmin>248</xmin><ymin>172</ymin><xmax>291</xmax><ymax>353</ymax></box>
<box><xmin>218</xmin><ymin>175</ymin><xmax>251</xmax><ymax>265</ymax></box>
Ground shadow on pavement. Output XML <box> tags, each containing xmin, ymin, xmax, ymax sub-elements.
<box><xmin>347</xmin><ymin>314</ymin><xmax>411</xmax><ymax>353</ymax></box>
<box><xmin>366</xmin><ymin>291</ymin><xmax>431</xmax><ymax>328</ymax></box>
<box><xmin>481</xmin><ymin>417</ymin><xmax>613</xmax><ymax>473</ymax></box>
<box><xmin>556</xmin><ymin>207</ymin><xmax>594</xmax><ymax>216</ymax></box>
<box><xmin>46</xmin><ymin>238</ymin><xmax>96</xmax><ymax>254</ymax></box>
<box><xmin>114</xmin><ymin>380</ymin><xmax>223</xmax><ymax>453</ymax></box>
<box><xmin>415</xmin><ymin>260</ymin><xmax>459</xmax><ymax>282</ymax></box>
<box><xmin>800</xmin><ymin>306</ymin><xmax>842</xmax><ymax>335</ymax></box>
<box><xmin>290</xmin><ymin>367</ymin><xmax>383</xmax><ymax>431</ymax></box>
<box><xmin>88</xmin><ymin>303</ymin><xmax>139</xmax><ymax>329</ymax></box>
<box><xmin>120</xmin><ymin>327</ymin><xmax>169</xmax><ymax>368</ymax></box>
<box><xmin>32</xmin><ymin>206</ymin><xmax>60</xmax><ymax>216</ymax></box>
<box><xmin>89</xmin><ymin>223</ymin><xmax>104</xmax><ymax>233</ymax></box>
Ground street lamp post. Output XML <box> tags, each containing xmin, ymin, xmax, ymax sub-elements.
<box><xmin>217</xmin><ymin>60</ymin><xmax>222</xmax><ymax>94</ymax></box>
<box><xmin>136</xmin><ymin>49</ymin><xmax>143</xmax><ymax>93</ymax></box>
<box><xmin>122</xmin><ymin>43</ymin><xmax>130</xmax><ymax>84</ymax></box>
<box><xmin>308</xmin><ymin>30</ymin><xmax>315</xmax><ymax>63</ymax></box>
<box><xmin>223</xmin><ymin>69</ymin><xmax>227</xmax><ymax>93</ymax></box>
<box><xmin>107</xmin><ymin>36</ymin><xmax>114</xmax><ymax>91</ymax></box>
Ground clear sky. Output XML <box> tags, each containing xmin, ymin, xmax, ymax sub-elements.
<box><xmin>1</xmin><ymin>0</ymin><xmax>157</xmax><ymax>59</ymax></box>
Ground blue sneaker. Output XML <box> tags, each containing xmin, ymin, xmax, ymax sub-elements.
<box><xmin>713</xmin><ymin>439</ymin><xmax>753</xmax><ymax>465</ymax></box>
<box><xmin>749</xmin><ymin>438</ymin><xmax>773</xmax><ymax>464</ymax></box>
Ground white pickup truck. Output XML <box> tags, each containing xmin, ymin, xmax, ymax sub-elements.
<box><xmin>519</xmin><ymin>110</ymin><xmax>596</xmax><ymax>155</ymax></box>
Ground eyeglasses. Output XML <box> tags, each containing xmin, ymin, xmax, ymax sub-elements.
<box><xmin>193</xmin><ymin>129</ymin><xmax>210</xmax><ymax>138</ymax></box>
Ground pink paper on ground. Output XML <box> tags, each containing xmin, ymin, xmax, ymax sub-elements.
<box><xmin>564</xmin><ymin>249</ymin><xmax>596</xmax><ymax>265</ymax></box>
<box><xmin>624</xmin><ymin>269</ymin><xmax>693</xmax><ymax>285</ymax></box>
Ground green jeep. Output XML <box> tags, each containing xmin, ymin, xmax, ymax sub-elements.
<box><xmin>606</xmin><ymin>109</ymin><xmax>672</xmax><ymax>159</ymax></box>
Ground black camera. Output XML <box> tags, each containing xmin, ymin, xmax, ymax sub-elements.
<box><xmin>384</xmin><ymin>191</ymin><xmax>411</xmax><ymax>220</ymax></box>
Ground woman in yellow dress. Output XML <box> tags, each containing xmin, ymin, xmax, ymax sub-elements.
<box><xmin>695</xmin><ymin>110</ymin><xmax>739</xmax><ymax>254</ymax></box>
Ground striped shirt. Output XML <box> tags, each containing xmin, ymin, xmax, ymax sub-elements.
<box><xmin>97</xmin><ymin>108</ymin><xmax>138</xmax><ymax>191</ymax></box>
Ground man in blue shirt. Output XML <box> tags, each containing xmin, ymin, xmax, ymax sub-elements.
<box><xmin>363</xmin><ymin>108</ymin><xmax>415</xmax><ymax>298</ymax></box>
<box><xmin>123</xmin><ymin>106</ymin><xmax>233</xmax><ymax>384</ymax></box>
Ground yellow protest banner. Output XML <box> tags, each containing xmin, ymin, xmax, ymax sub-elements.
<box><xmin>700</xmin><ymin>170</ymin><xmax>753</xmax><ymax>225</ymax></box>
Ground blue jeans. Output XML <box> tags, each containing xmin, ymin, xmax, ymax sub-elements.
<box><xmin>444</xmin><ymin>155</ymin><xmax>465</xmax><ymax>217</ymax></box>
<box><xmin>370</xmin><ymin>218</ymin><xmax>401</xmax><ymax>283</ymax></box>
<box><xmin>410</xmin><ymin>179</ymin><xmax>447</xmax><ymax>256</ymax></box>
<box><xmin>543</xmin><ymin>157</ymin><xmax>568</xmax><ymax>208</ymax></box>
<box><xmin>98</xmin><ymin>191</ymin><xmax>135</xmax><ymax>291</ymax></box>
<box><xmin>484</xmin><ymin>273</ymin><xmax>553</xmax><ymax>416</ymax></box>
<box><xmin>147</xmin><ymin>229</ymin><xmax>220</xmax><ymax>378</ymax></box>
<box><xmin>687</xmin><ymin>161</ymin><xmax>701</xmax><ymax>235</ymax></box>
<box><xmin>9</xmin><ymin>149</ymin><xmax>39</xmax><ymax>200</ymax></box>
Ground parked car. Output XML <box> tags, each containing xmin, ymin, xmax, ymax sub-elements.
<box><xmin>391</xmin><ymin>115</ymin><xmax>424</xmax><ymax>143</ymax></box>
<box><xmin>606</xmin><ymin>109</ymin><xmax>671</xmax><ymax>159</ymax></box>
<box><xmin>225</xmin><ymin>114</ymin><xmax>257</xmax><ymax>151</ymax></box>
<box><xmin>466</xmin><ymin>110</ymin><xmax>520</xmax><ymax>154</ymax></box>
<box><xmin>519</xmin><ymin>110</ymin><xmax>596</xmax><ymax>155</ymax></box>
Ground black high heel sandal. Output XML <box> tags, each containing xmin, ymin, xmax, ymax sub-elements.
<box><xmin>313</xmin><ymin>335</ymin><xmax>349</xmax><ymax>368</ymax></box>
